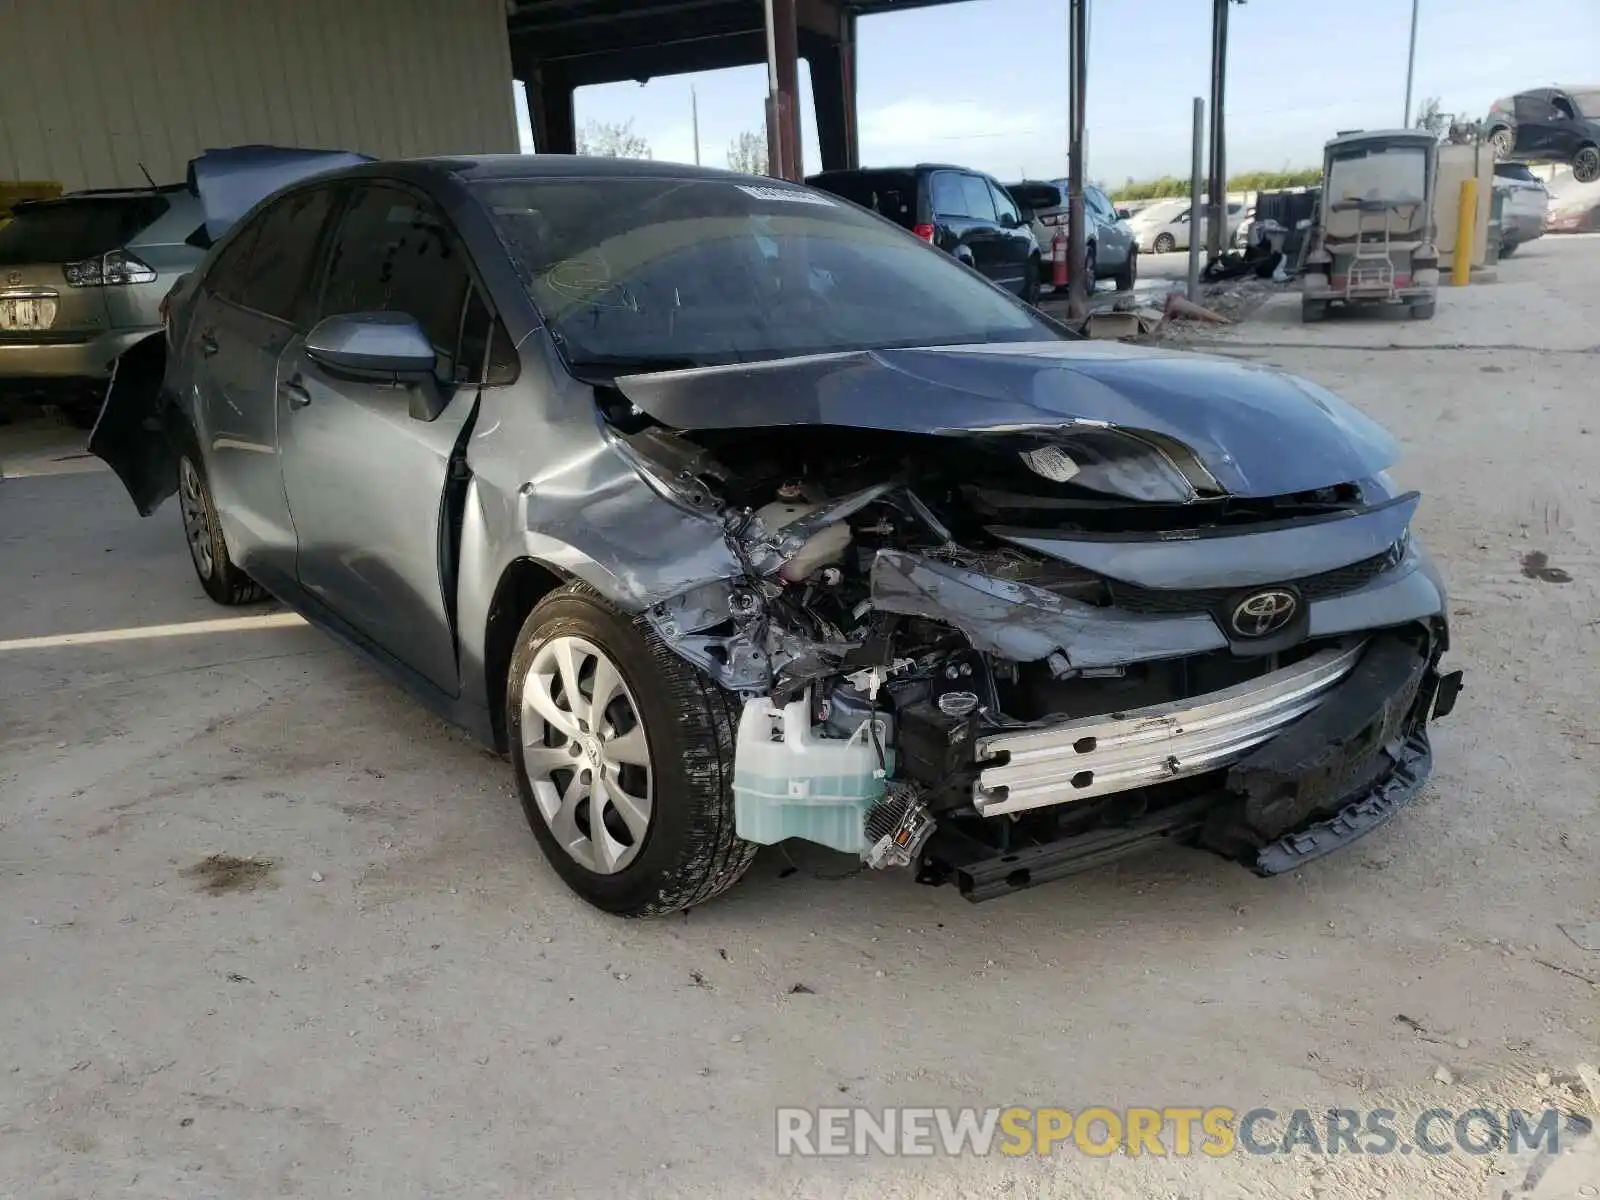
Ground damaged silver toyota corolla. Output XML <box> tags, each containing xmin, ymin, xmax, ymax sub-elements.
<box><xmin>91</xmin><ymin>155</ymin><xmax>1462</xmax><ymax>915</ymax></box>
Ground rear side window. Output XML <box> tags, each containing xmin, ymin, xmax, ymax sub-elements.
<box><xmin>930</xmin><ymin>172</ymin><xmax>966</xmax><ymax>217</ymax></box>
<box><xmin>807</xmin><ymin>172</ymin><xmax>917</xmax><ymax>227</ymax></box>
<box><xmin>320</xmin><ymin>183</ymin><xmax>488</xmax><ymax>384</ymax></box>
<box><xmin>234</xmin><ymin>189</ymin><xmax>336</xmax><ymax>325</ymax></box>
<box><xmin>205</xmin><ymin>223</ymin><xmax>263</xmax><ymax>305</ymax></box>
<box><xmin>989</xmin><ymin>181</ymin><xmax>1020</xmax><ymax>226</ymax></box>
<box><xmin>0</xmin><ymin>195</ymin><xmax>170</xmax><ymax>265</ymax></box>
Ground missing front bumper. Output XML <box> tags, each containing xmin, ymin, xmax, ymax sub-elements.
<box><xmin>923</xmin><ymin>634</ymin><xmax>1459</xmax><ymax>902</ymax></box>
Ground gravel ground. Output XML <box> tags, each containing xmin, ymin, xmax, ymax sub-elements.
<box><xmin>2</xmin><ymin>236</ymin><xmax>1599</xmax><ymax>1200</ymax></box>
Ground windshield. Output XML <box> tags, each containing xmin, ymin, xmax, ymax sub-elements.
<box><xmin>1327</xmin><ymin>146</ymin><xmax>1427</xmax><ymax>206</ymax></box>
<box><xmin>0</xmin><ymin>195</ymin><xmax>169</xmax><ymax>265</ymax></box>
<box><xmin>1567</xmin><ymin>90</ymin><xmax>1600</xmax><ymax>119</ymax></box>
<box><xmin>473</xmin><ymin>177</ymin><xmax>1057</xmax><ymax>371</ymax></box>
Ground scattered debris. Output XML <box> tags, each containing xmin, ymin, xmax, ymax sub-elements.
<box><xmin>1521</xmin><ymin>550</ymin><xmax>1573</xmax><ymax>584</ymax></box>
<box><xmin>183</xmin><ymin>855</ymin><xmax>274</xmax><ymax>895</ymax></box>
<box><xmin>1455</xmin><ymin>1037</ymin><xmax>1470</xmax><ymax>1049</ymax></box>
<box><xmin>788</xmin><ymin>982</ymin><xmax>815</xmax><ymax>995</ymax></box>
<box><xmin>613</xmin><ymin>972</ymin><xmax>630</xmax><ymax>982</ymax></box>
<box><xmin>1163</xmin><ymin>291</ymin><xmax>1231</xmax><ymax>325</ymax></box>
<box><xmin>1537</xmin><ymin>1071</ymin><xmax>1553</xmax><ymax>1088</ymax></box>
<box><xmin>1560</xmin><ymin>923</ymin><xmax>1600</xmax><ymax>952</ymax></box>
<box><xmin>179</xmin><ymin>1117</ymin><xmax>194</xmax><ymax>1128</ymax></box>
<box><xmin>224</xmin><ymin>972</ymin><xmax>252</xmax><ymax>984</ymax></box>
<box><xmin>729</xmin><ymin>1034</ymin><xmax>743</xmax><ymax>1044</ymax></box>
<box><xmin>309</xmin><ymin>871</ymin><xmax>324</xmax><ymax>883</ymax></box>
<box><xmin>1396</xmin><ymin>1014</ymin><xmax>1427</xmax><ymax>1033</ymax></box>
<box><xmin>1533</xmin><ymin>957</ymin><xmax>1598</xmax><ymax>986</ymax></box>
<box><xmin>1579</xmin><ymin>1063</ymin><xmax>1600</xmax><ymax>1110</ymax></box>
<box><xmin>1433</xmin><ymin>1065</ymin><xmax>1455</xmax><ymax>1085</ymax></box>
<box><xmin>689</xmin><ymin>971</ymin><xmax>710</xmax><ymax>989</ymax></box>
<box><xmin>717</xmin><ymin>948</ymin><xmax>728</xmax><ymax>961</ymax></box>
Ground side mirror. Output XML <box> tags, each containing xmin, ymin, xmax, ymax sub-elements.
<box><xmin>999</xmin><ymin>212</ymin><xmax>1021</xmax><ymax>229</ymax></box>
<box><xmin>305</xmin><ymin>312</ymin><xmax>446</xmax><ymax>421</ymax></box>
<box><xmin>306</xmin><ymin>312</ymin><xmax>437</xmax><ymax>382</ymax></box>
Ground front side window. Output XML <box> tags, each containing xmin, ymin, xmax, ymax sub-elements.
<box><xmin>989</xmin><ymin>182</ymin><xmax>1021</xmax><ymax>226</ymax></box>
<box><xmin>205</xmin><ymin>222</ymin><xmax>262</xmax><ymax>305</ymax></box>
<box><xmin>319</xmin><ymin>184</ymin><xmax>480</xmax><ymax>381</ymax></box>
<box><xmin>959</xmin><ymin>175</ymin><xmax>998</xmax><ymax>222</ymax></box>
<box><xmin>473</xmin><ymin>176</ymin><xmax>1058</xmax><ymax>372</ymax></box>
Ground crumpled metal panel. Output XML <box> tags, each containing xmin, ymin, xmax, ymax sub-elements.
<box><xmin>612</xmin><ymin>340</ymin><xmax>1398</xmax><ymax>498</ymax></box>
<box><xmin>997</xmin><ymin>493</ymin><xmax>1419</xmax><ymax>590</ymax></box>
<box><xmin>868</xmin><ymin>548</ymin><xmax>1226</xmax><ymax>667</ymax></box>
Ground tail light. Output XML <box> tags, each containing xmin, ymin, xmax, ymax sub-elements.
<box><xmin>63</xmin><ymin>249</ymin><xmax>157</xmax><ymax>288</ymax></box>
<box><xmin>1039</xmin><ymin>211</ymin><xmax>1067</xmax><ymax>226</ymax></box>
<box><xmin>912</xmin><ymin>223</ymin><xmax>936</xmax><ymax>243</ymax></box>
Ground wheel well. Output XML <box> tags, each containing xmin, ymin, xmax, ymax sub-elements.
<box><xmin>483</xmin><ymin>557</ymin><xmax>568</xmax><ymax>752</ymax></box>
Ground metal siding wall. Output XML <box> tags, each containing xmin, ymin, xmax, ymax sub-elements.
<box><xmin>0</xmin><ymin>0</ymin><xmax>518</xmax><ymax>190</ymax></box>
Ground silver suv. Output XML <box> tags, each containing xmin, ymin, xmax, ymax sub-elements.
<box><xmin>0</xmin><ymin>186</ymin><xmax>205</xmax><ymax>425</ymax></box>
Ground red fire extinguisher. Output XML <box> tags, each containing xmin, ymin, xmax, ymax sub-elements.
<box><xmin>1051</xmin><ymin>228</ymin><xmax>1069</xmax><ymax>289</ymax></box>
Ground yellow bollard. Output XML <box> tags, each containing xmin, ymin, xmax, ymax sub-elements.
<box><xmin>1451</xmin><ymin>178</ymin><xmax>1476</xmax><ymax>286</ymax></box>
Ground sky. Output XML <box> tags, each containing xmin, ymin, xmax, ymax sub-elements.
<box><xmin>514</xmin><ymin>0</ymin><xmax>1598</xmax><ymax>184</ymax></box>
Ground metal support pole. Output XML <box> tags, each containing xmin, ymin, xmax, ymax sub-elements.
<box><xmin>1205</xmin><ymin>0</ymin><xmax>1230</xmax><ymax>264</ymax></box>
<box><xmin>691</xmin><ymin>85</ymin><xmax>701</xmax><ymax>166</ymax></box>
<box><xmin>773</xmin><ymin>0</ymin><xmax>802</xmax><ymax>179</ymax></box>
<box><xmin>1066</xmin><ymin>0</ymin><xmax>1089</xmax><ymax>318</ymax></box>
<box><xmin>1188</xmin><ymin>97</ymin><xmax>1205</xmax><ymax>302</ymax></box>
<box><xmin>763</xmin><ymin>0</ymin><xmax>785</xmax><ymax>177</ymax></box>
<box><xmin>1403</xmin><ymin>0</ymin><xmax>1419</xmax><ymax>127</ymax></box>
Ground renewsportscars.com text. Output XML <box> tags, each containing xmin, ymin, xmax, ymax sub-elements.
<box><xmin>775</xmin><ymin>1106</ymin><xmax>1569</xmax><ymax>1158</ymax></box>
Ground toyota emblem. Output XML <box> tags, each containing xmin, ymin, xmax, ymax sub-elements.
<box><xmin>1229</xmin><ymin>588</ymin><xmax>1299</xmax><ymax>638</ymax></box>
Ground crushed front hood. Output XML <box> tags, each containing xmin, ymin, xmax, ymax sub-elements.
<box><xmin>615</xmin><ymin>341</ymin><xmax>1397</xmax><ymax>498</ymax></box>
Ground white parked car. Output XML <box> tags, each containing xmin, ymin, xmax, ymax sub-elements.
<box><xmin>1129</xmin><ymin>198</ymin><xmax>1247</xmax><ymax>253</ymax></box>
<box><xmin>1492</xmin><ymin>163</ymin><xmax>1549</xmax><ymax>256</ymax></box>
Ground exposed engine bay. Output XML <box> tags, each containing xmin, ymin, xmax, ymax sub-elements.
<box><xmin>599</xmin><ymin>373</ymin><xmax>1461</xmax><ymax>901</ymax></box>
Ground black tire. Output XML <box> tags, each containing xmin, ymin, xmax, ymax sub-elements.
<box><xmin>1301</xmin><ymin>299</ymin><xmax>1329</xmax><ymax>323</ymax></box>
<box><xmin>1022</xmin><ymin>254</ymin><xmax>1042</xmax><ymax>305</ymax></box>
<box><xmin>1082</xmin><ymin>241</ymin><xmax>1097</xmax><ymax>292</ymax></box>
<box><xmin>174</xmin><ymin>429</ymin><xmax>267</xmax><ymax>606</ymax></box>
<box><xmin>1487</xmin><ymin>127</ymin><xmax>1513</xmax><ymax>160</ymax></box>
<box><xmin>1499</xmin><ymin>239</ymin><xmax>1518</xmax><ymax>258</ymax></box>
<box><xmin>59</xmin><ymin>400</ymin><xmax>100</xmax><ymax>430</ymax></box>
<box><xmin>1114</xmin><ymin>248</ymin><xmax>1138</xmax><ymax>292</ymax></box>
<box><xmin>1408</xmin><ymin>299</ymin><xmax>1436</xmax><ymax>320</ymax></box>
<box><xmin>507</xmin><ymin>584</ymin><xmax>757</xmax><ymax>916</ymax></box>
<box><xmin>1573</xmin><ymin>145</ymin><xmax>1600</xmax><ymax>185</ymax></box>
<box><xmin>1153</xmin><ymin>233</ymin><xmax>1176</xmax><ymax>254</ymax></box>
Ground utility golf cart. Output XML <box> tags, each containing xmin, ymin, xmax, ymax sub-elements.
<box><xmin>1301</xmin><ymin>130</ymin><xmax>1441</xmax><ymax>322</ymax></box>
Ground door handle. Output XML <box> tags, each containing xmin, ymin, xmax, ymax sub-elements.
<box><xmin>198</xmin><ymin>332</ymin><xmax>219</xmax><ymax>357</ymax></box>
<box><xmin>279</xmin><ymin>378</ymin><xmax>312</xmax><ymax>410</ymax></box>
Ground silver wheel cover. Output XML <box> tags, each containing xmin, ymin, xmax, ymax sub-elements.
<box><xmin>520</xmin><ymin>635</ymin><xmax>654</xmax><ymax>874</ymax></box>
<box><xmin>179</xmin><ymin>457</ymin><xmax>214</xmax><ymax>579</ymax></box>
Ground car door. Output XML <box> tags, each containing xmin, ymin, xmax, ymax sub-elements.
<box><xmin>985</xmin><ymin>178</ymin><xmax>1032</xmax><ymax>293</ymax></box>
<box><xmin>275</xmin><ymin>181</ymin><xmax>489</xmax><ymax>696</ymax></box>
<box><xmin>1513</xmin><ymin>91</ymin><xmax>1558</xmax><ymax>157</ymax></box>
<box><xmin>1544</xmin><ymin>92</ymin><xmax>1586</xmax><ymax>160</ymax></box>
<box><xmin>188</xmin><ymin>187</ymin><xmax>337</xmax><ymax>579</ymax></box>
<box><xmin>1087</xmin><ymin>186</ymin><xmax>1133</xmax><ymax>270</ymax></box>
<box><xmin>928</xmin><ymin>170</ymin><xmax>998</xmax><ymax>282</ymax></box>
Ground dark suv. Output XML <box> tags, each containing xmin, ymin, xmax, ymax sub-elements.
<box><xmin>806</xmin><ymin>165</ymin><xmax>1042</xmax><ymax>302</ymax></box>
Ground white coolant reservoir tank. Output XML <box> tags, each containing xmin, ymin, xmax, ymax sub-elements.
<box><xmin>756</xmin><ymin>498</ymin><xmax>852</xmax><ymax>583</ymax></box>
<box><xmin>732</xmin><ymin>691</ymin><xmax>893</xmax><ymax>854</ymax></box>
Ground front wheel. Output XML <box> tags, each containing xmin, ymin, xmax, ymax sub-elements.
<box><xmin>1572</xmin><ymin>145</ymin><xmax>1600</xmax><ymax>185</ymax></box>
<box><xmin>1408</xmin><ymin>299</ymin><xmax>1436</xmax><ymax>320</ymax></box>
<box><xmin>507</xmin><ymin>585</ymin><xmax>757</xmax><ymax>916</ymax></box>
<box><xmin>1153</xmin><ymin>233</ymin><xmax>1176</xmax><ymax>254</ymax></box>
<box><xmin>1487</xmin><ymin>127</ymin><xmax>1513</xmax><ymax>160</ymax></box>
<box><xmin>176</xmin><ymin>442</ymin><xmax>267</xmax><ymax>606</ymax></box>
<box><xmin>1301</xmin><ymin>299</ymin><xmax>1329</xmax><ymax>323</ymax></box>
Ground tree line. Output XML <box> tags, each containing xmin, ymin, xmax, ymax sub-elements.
<box><xmin>1110</xmin><ymin>167</ymin><xmax>1323</xmax><ymax>202</ymax></box>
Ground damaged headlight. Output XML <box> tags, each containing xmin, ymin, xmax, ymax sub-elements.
<box><xmin>1016</xmin><ymin>428</ymin><xmax>1221</xmax><ymax>503</ymax></box>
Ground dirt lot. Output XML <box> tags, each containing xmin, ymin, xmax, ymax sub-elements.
<box><xmin>3</xmin><ymin>237</ymin><xmax>1599</xmax><ymax>1200</ymax></box>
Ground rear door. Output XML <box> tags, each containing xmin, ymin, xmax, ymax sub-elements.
<box><xmin>276</xmin><ymin>181</ymin><xmax>490</xmax><ymax>694</ymax></box>
<box><xmin>189</xmin><ymin>187</ymin><xmax>338</xmax><ymax>579</ymax></box>
<box><xmin>1545</xmin><ymin>92</ymin><xmax>1587</xmax><ymax>159</ymax></box>
<box><xmin>930</xmin><ymin>170</ymin><xmax>1007</xmax><ymax>283</ymax></box>
<box><xmin>1513</xmin><ymin>90</ymin><xmax>1558</xmax><ymax>157</ymax></box>
<box><xmin>0</xmin><ymin>193</ymin><xmax>168</xmax><ymax>350</ymax></box>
